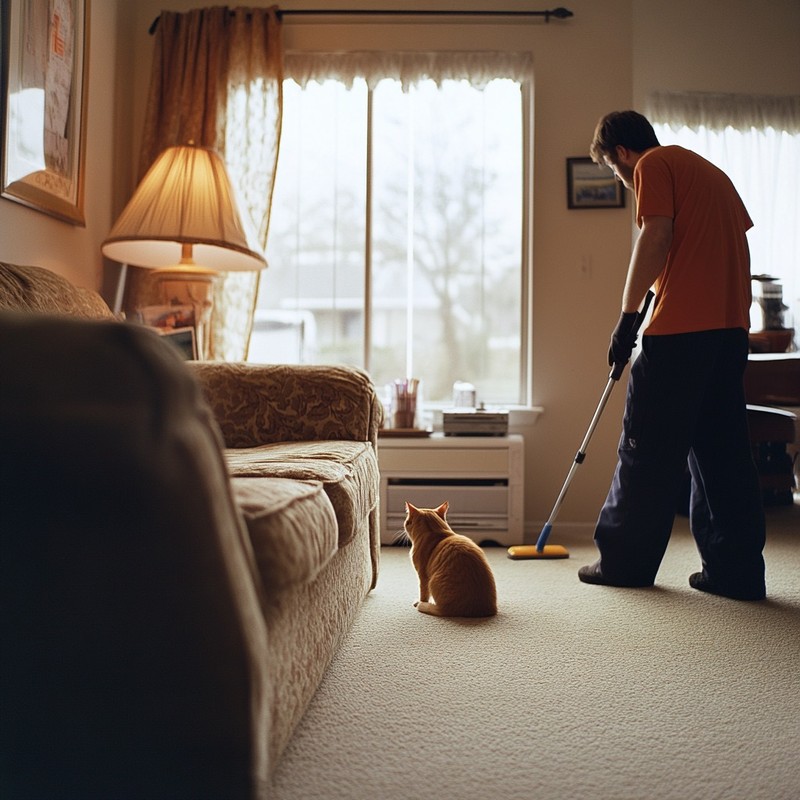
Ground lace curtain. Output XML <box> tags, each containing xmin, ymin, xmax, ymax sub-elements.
<box><xmin>648</xmin><ymin>91</ymin><xmax>800</xmax><ymax>134</ymax></box>
<box><xmin>125</xmin><ymin>6</ymin><xmax>283</xmax><ymax>360</ymax></box>
<box><xmin>283</xmin><ymin>50</ymin><xmax>534</xmax><ymax>90</ymax></box>
<box><xmin>647</xmin><ymin>91</ymin><xmax>800</xmax><ymax>330</ymax></box>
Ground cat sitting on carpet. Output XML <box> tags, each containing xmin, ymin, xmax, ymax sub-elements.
<box><xmin>403</xmin><ymin>501</ymin><xmax>497</xmax><ymax>618</ymax></box>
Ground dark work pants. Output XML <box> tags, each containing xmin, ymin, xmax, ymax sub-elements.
<box><xmin>593</xmin><ymin>328</ymin><xmax>766</xmax><ymax>592</ymax></box>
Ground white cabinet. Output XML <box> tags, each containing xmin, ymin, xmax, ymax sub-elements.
<box><xmin>378</xmin><ymin>434</ymin><xmax>524</xmax><ymax>546</ymax></box>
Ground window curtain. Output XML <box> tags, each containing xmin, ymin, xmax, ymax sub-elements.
<box><xmin>125</xmin><ymin>6</ymin><xmax>283</xmax><ymax>360</ymax></box>
<box><xmin>647</xmin><ymin>91</ymin><xmax>800</xmax><ymax>328</ymax></box>
<box><xmin>283</xmin><ymin>50</ymin><xmax>533</xmax><ymax>90</ymax></box>
<box><xmin>648</xmin><ymin>91</ymin><xmax>800</xmax><ymax>134</ymax></box>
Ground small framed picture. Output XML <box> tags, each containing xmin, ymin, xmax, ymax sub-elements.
<box><xmin>566</xmin><ymin>157</ymin><xmax>625</xmax><ymax>209</ymax></box>
<box><xmin>157</xmin><ymin>327</ymin><xmax>197</xmax><ymax>360</ymax></box>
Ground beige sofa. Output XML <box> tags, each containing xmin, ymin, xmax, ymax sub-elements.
<box><xmin>0</xmin><ymin>262</ymin><xmax>382</xmax><ymax>797</ymax></box>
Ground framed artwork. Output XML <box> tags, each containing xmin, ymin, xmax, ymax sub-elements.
<box><xmin>1</xmin><ymin>0</ymin><xmax>90</xmax><ymax>225</ymax></box>
<box><xmin>566</xmin><ymin>157</ymin><xmax>625</xmax><ymax>209</ymax></box>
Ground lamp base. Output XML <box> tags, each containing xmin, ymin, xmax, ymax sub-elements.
<box><xmin>153</xmin><ymin>264</ymin><xmax>219</xmax><ymax>278</ymax></box>
<box><xmin>153</xmin><ymin>268</ymin><xmax>218</xmax><ymax>359</ymax></box>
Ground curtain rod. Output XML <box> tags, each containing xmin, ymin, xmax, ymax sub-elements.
<box><xmin>150</xmin><ymin>7</ymin><xmax>573</xmax><ymax>34</ymax></box>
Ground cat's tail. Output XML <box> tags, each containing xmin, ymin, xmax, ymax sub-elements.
<box><xmin>416</xmin><ymin>600</ymin><xmax>497</xmax><ymax>618</ymax></box>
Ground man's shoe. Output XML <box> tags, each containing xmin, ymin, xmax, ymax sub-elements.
<box><xmin>578</xmin><ymin>561</ymin><xmax>653</xmax><ymax>588</ymax></box>
<box><xmin>578</xmin><ymin>562</ymin><xmax>607</xmax><ymax>585</ymax></box>
<box><xmin>689</xmin><ymin>572</ymin><xmax>765</xmax><ymax>601</ymax></box>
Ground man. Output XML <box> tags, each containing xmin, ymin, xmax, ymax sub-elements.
<box><xmin>579</xmin><ymin>110</ymin><xmax>766</xmax><ymax>601</ymax></box>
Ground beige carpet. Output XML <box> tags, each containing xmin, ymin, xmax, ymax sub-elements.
<box><xmin>271</xmin><ymin>506</ymin><xmax>800</xmax><ymax>800</ymax></box>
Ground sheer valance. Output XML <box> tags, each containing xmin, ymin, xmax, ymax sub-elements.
<box><xmin>283</xmin><ymin>50</ymin><xmax>534</xmax><ymax>90</ymax></box>
<box><xmin>648</xmin><ymin>91</ymin><xmax>800</xmax><ymax>134</ymax></box>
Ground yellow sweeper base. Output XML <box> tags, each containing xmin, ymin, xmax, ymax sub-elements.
<box><xmin>507</xmin><ymin>544</ymin><xmax>569</xmax><ymax>560</ymax></box>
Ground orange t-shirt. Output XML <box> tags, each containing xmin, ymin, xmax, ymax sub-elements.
<box><xmin>634</xmin><ymin>145</ymin><xmax>753</xmax><ymax>335</ymax></box>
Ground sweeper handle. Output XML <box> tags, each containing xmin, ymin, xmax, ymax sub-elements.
<box><xmin>534</xmin><ymin>290</ymin><xmax>654</xmax><ymax>553</ymax></box>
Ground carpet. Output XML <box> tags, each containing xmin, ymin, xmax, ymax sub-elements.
<box><xmin>270</xmin><ymin>509</ymin><xmax>800</xmax><ymax>800</ymax></box>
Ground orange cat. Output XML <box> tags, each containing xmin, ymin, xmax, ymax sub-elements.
<box><xmin>404</xmin><ymin>501</ymin><xmax>497</xmax><ymax>618</ymax></box>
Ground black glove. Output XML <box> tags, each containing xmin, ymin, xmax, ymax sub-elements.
<box><xmin>608</xmin><ymin>311</ymin><xmax>639</xmax><ymax>369</ymax></box>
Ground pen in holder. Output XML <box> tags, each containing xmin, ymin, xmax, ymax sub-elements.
<box><xmin>391</xmin><ymin>378</ymin><xmax>419</xmax><ymax>429</ymax></box>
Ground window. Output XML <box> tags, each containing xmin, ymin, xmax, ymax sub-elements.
<box><xmin>249</xmin><ymin>53</ymin><xmax>531</xmax><ymax>407</ymax></box>
<box><xmin>649</xmin><ymin>92</ymin><xmax>800</xmax><ymax>337</ymax></box>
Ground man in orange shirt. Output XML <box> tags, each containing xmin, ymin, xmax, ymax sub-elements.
<box><xmin>579</xmin><ymin>110</ymin><xmax>766</xmax><ymax>600</ymax></box>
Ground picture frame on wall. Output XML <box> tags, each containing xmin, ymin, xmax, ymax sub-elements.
<box><xmin>1</xmin><ymin>0</ymin><xmax>90</xmax><ymax>225</ymax></box>
<box><xmin>566</xmin><ymin>157</ymin><xmax>625</xmax><ymax>209</ymax></box>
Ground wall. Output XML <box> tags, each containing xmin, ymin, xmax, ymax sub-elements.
<box><xmin>633</xmin><ymin>0</ymin><xmax>800</xmax><ymax>102</ymax></box>
<box><xmin>0</xmin><ymin>1</ymin><xmax>121</xmax><ymax>292</ymax></box>
<box><xmin>126</xmin><ymin>0</ymin><xmax>636</xmax><ymax>539</ymax></box>
<box><xmin>99</xmin><ymin>0</ymin><xmax>800</xmax><ymax>536</ymax></box>
<box><xmin>3</xmin><ymin>0</ymin><xmax>797</xmax><ymax>536</ymax></box>
<box><xmin>555</xmin><ymin>0</ymin><xmax>800</xmax><ymax>536</ymax></box>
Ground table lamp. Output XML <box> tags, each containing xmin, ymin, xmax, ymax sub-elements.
<box><xmin>102</xmin><ymin>142</ymin><xmax>266</xmax><ymax>358</ymax></box>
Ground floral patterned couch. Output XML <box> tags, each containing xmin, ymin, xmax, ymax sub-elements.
<box><xmin>0</xmin><ymin>262</ymin><xmax>382</xmax><ymax>797</ymax></box>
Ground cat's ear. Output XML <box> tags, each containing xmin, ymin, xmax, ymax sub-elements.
<box><xmin>405</xmin><ymin>501</ymin><xmax>418</xmax><ymax>514</ymax></box>
<box><xmin>435</xmin><ymin>501</ymin><xmax>449</xmax><ymax>519</ymax></box>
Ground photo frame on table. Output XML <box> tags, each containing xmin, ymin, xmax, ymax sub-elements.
<box><xmin>136</xmin><ymin>304</ymin><xmax>196</xmax><ymax>329</ymax></box>
<box><xmin>157</xmin><ymin>327</ymin><xmax>198</xmax><ymax>361</ymax></box>
<box><xmin>566</xmin><ymin>157</ymin><xmax>625</xmax><ymax>209</ymax></box>
<box><xmin>1</xmin><ymin>0</ymin><xmax>90</xmax><ymax>225</ymax></box>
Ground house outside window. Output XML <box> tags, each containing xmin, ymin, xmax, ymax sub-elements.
<box><xmin>249</xmin><ymin>52</ymin><xmax>533</xmax><ymax>407</ymax></box>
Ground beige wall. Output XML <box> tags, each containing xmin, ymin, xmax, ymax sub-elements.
<box><xmin>122</xmin><ymin>0</ymin><xmax>636</xmax><ymax>538</ymax></box>
<box><xmin>633</xmin><ymin>0</ymin><xmax>800</xmax><ymax>102</ymax></box>
<box><xmin>2</xmin><ymin>0</ymin><xmax>798</xmax><ymax>535</ymax></box>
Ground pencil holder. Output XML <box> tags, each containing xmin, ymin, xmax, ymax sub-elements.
<box><xmin>390</xmin><ymin>378</ymin><xmax>420</xmax><ymax>429</ymax></box>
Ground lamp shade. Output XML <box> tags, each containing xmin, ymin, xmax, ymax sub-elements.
<box><xmin>101</xmin><ymin>144</ymin><xmax>266</xmax><ymax>272</ymax></box>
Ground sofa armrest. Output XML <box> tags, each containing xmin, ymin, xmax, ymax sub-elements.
<box><xmin>1</xmin><ymin>315</ymin><xmax>270</xmax><ymax>797</ymax></box>
<box><xmin>188</xmin><ymin>362</ymin><xmax>384</xmax><ymax>449</ymax></box>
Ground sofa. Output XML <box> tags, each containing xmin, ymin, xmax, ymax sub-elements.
<box><xmin>0</xmin><ymin>262</ymin><xmax>383</xmax><ymax>797</ymax></box>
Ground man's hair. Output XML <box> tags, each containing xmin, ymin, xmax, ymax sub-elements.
<box><xmin>589</xmin><ymin>110</ymin><xmax>661</xmax><ymax>163</ymax></box>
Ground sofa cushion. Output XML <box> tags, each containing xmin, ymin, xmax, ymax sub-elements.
<box><xmin>231</xmin><ymin>477</ymin><xmax>338</xmax><ymax>591</ymax></box>
<box><xmin>225</xmin><ymin>440</ymin><xmax>379</xmax><ymax>547</ymax></box>
<box><xmin>0</xmin><ymin>262</ymin><xmax>114</xmax><ymax>319</ymax></box>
